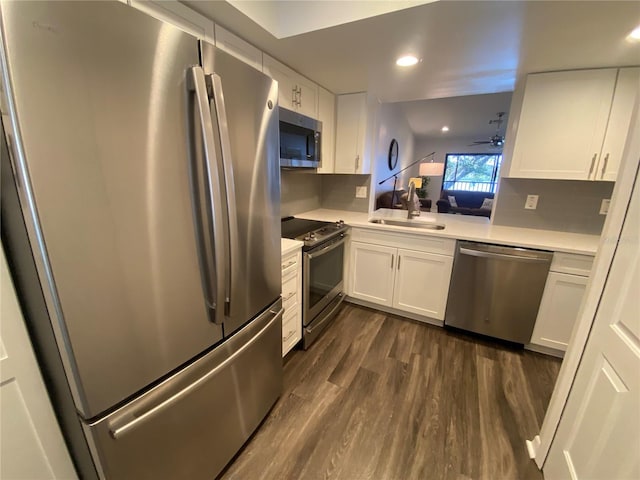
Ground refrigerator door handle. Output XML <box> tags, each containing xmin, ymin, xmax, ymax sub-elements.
<box><xmin>208</xmin><ymin>73</ymin><xmax>239</xmax><ymax>317</ymax></box>
<box><xmin>187</xmin><ymin>66</ymin><xmax>227</xmax><ymax>325</ymax></box>
<box><xmin>108</xmin><ymin>306</ymin><xmax>284</xmax><ymax>439</ymax></box>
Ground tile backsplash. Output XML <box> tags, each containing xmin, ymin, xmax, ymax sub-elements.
<box><xmin>492</xmin><ymin>178</ymin><xmax>614</xmax><ymax>235</ymax></box>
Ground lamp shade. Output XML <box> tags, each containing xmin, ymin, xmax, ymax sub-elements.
<box><xmin>419</xmin><ymin>161</ymin><xmax>444</xmax><ymax>176</ymax></box>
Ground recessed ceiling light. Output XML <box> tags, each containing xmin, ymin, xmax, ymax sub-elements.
<box><xmin>396</xmin><ymin>55</ymin><xmax>419</xmax><ymax>67</ymax></box>
<box><xmin>627</xmin><ymin>25</ymin><xmax>640</xmax><ymax>42</ymax></box>
<box><xmin>441</xmin><ymin>126</ymin><xmax>450</xmax><ymax>132</ymax></box>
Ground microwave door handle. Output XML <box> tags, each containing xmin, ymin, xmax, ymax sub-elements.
<box><xmin>188</xmin><ymin>66</ymin><xmax>226</xmax><ymax>325</ymax></box>
<box><xmin>208</xmin><ymin>73</ymin><xmax>238</xmax><ymax>316</ymax></box>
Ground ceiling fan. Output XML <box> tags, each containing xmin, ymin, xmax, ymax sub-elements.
<box><xmin>470</xmin><ymin>112</ymin><xmax>506</xmax><ymax>148</ymax></box>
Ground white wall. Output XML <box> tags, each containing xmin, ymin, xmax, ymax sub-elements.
<box><xmin>412</xmin><ymin>136</ymin><xmax>500</xmax><ymax>199</ymax></box>
<box><xmin>371</xmin><ymin>102</ymin><xmax>415</xmax><ymax>210</ymax></box>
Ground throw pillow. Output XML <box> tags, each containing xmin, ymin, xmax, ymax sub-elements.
<box><xmin>448</xmin><ymin>195</ymin><xmax>458</xmax><ymax>207</ymax></box>
<box><xmin>481</xmin><ymin>198</ymin><xmax>494</xmax><ymax>209</ymax></box>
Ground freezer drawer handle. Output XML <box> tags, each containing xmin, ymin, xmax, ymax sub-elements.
<box><xmin>109</xmin><ymin>307</ymin><xmax>283</xmax><ymax>440</ymax></box>
<box><xmin>187</xmin><ymin>66</ymin><xmax>227</xmax><ymax>325</ymax></box>
<box><xmin>459</xmin><ymin>247</ymin><xmax>550</xmax><ymax>263</ymax></box>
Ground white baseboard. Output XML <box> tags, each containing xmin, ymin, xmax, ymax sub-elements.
<box><xmin>525</xmin><ymin>343</ymin><xmax>565</xmax><ymax>358</ymax></box>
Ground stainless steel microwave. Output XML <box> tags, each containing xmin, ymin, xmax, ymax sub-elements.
<box><xmin>279</xmin><ymin>107</ymin><xmax>321</xmax><ymax>168</ymax></box>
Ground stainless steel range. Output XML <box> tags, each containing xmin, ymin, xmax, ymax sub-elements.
<box><xmin>281</xmin><ymin>217</ymin><xmax>349</xmax><ymax>349</ymax></box>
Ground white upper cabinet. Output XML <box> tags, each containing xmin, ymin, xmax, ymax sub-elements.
<box><xmin>214</xmin><ymin>24</ymin><xmax>262</xmax><ymax>72</ymax></box>
<box><xmin>507</xmin><ymin>68</ymin><xmax>639</xmax><ymax>181</ymax></box>
<box><xmin>263</xmin><ymin>54</ymin><xmax>318</xmax><ymax>118</ymax></box>
<box><xmin>598</xmin><ymin>67</ymin><xmax>640</xmax><ymax>181</ymax></box>
<box><xmin>334</xmin><ymin>93</ymin><xmax>372</xmax><ymax>174</ymax></box>
<box><xmin>129</xmin><ymin>0</ymin><xmax>215</xmax><ymax>44</ymax></box>
<box><xmin>316</xmin><ymin>86</ymin><xmax>336</xmax><ymax>174</ymax></box>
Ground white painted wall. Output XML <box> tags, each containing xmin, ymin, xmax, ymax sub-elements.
<box><xmin>412</xmin><ymin>136</ymin><xmax>501</xmax><ymax>200</ymax></box>
<box><xmin>371</xmin><ymin>103</ymin><xmax>415</xmax><ymax>210</ymax></box>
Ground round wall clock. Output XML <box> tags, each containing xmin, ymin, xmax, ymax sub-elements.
<box><xmin>388</xmin><ymin>138</ymin><xmax>399</xmax><ymax>170</ymax></box>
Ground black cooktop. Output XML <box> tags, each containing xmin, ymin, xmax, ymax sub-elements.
<box><xmin>281</xmin><ymin>217</ymin><xmax>329</xmax><ymax>239</ymax></box>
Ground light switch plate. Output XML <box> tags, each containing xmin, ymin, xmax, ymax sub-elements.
<box><xmin>525</xmin><ymin>194</ymin><xmax>539</xmax><ymax>210</ymax></box>
<box><xmin>599</xmin><ymin>198</ymin><xmax>611</xmax><ymax>215</ymax></box>
<box><xmin>355</xmin><ymin>186</ymin><xmax>367</xmax><ymax>198</ymax></box>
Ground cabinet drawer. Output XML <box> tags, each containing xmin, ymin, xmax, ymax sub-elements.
<box><xmin>551</xmin><ymin>252</ymin><xmax>594</xmax><ymax>276</ymax></box>
<box><xmin>282</xmin><ymin>308</ymin><xmax>300</xmax><ymax>356</ymax></box>
<box><xmin>282</xmin><ymin>274</ymin><xmax>298</xmax><ymax>310</ymax></box>
<box><xmin>351</xmin><ymin>227</ymin><xmax>456</xmax><ymax>256</ymax></box>
<box><xmin>281</xmin><ymin>251</ymin><xmax>298</xmax><ymax>276</ymax></box>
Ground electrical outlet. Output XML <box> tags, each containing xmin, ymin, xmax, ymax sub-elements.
<box><xmin>599</xmin><ymin>198</ymin><xmax>611</xmax><ymax>215</ymax></box>
<box><xmin>525</xmin><ymin>194</ymin><xmax>539</xmax><ymax>210</ymax></box>
<box><xmin>355</xmin><ymin>186</ymin><xmax>367</xmax><ymax>199</ymax></box>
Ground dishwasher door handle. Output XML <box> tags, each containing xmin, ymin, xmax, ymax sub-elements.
<box><xmin>459</xmin><ymin>247</ymin><xmax>550</xmax><ymax>263</ymax></box>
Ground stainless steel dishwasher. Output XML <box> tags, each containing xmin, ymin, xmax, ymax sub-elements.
<box><xmin>444</xmin><ymin>241</ymin><xmax>553</xmax><ymax>344</ymax></box>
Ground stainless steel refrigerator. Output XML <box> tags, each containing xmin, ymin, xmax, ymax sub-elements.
<box><xmin>0</xmin><ymin>2</ymin><xmax>282</xmax><ymax>478</ymax></box>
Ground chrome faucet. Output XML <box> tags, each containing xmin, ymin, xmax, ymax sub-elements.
<box><xmin>407</xmin><ymin>182</ymin><xmax>420</xmax><ymax>219</ymax></box>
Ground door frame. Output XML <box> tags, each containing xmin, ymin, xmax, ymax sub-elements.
<box><xmin>531</xmin><ymin>84</ymin><xmax>640</xmax><ymax>467</ymax></box>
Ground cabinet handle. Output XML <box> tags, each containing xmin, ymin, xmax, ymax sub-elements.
<box><xmin>601</xmin><ymin>153</ymin><xmax>609</xmax><ymax>179</ymax></box>
<box><xmin>390</xmin><ymin>254</ymin><xmax>394</xmax><ymax>269</ymax></box>
<box><xmin>296</xmin><ymin>86</ymin><xmax>302</xmax><ymax>106</ymax></box>
<box><xmin>355</xmin><ymin>155</ymin><xmax>359</xmax><ymax>172</ymax></box>
<box><xmin>291</xmin><ymin>87</ymin><xmax>296</xmax><ymax>107</ymax></box>
<box><xmin>397</xmin><ymin>256</ymin><xmax>401</xmax><ymax>270</ymax></box>
<box><xmin>281</xmin><ymin>260</ymin><xmax>296</xmax><ymax>270</ymax></box>
<box><xmin>283</xmin><ymin>291</ymin><xmax>296</xmax><ymax>301</ymax></box>
<box><xmin>283</xmin><ymin>329</ymin><xmax>296</xmax><ymax>342</ymax></box>
<box><xmin>588</xmin><ymin>153</ymin><xmax>597</xmax><ymax>178</ymax></box>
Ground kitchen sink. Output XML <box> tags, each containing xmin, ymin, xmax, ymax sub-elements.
<box><xmin>368</xmin><ymin>219</ymin><xmax>446</xmax><ymax>230</ymax></box>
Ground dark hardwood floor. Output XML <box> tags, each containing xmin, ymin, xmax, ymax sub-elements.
<box><xmin>220</xmin><ymin>304</ymin><xmax>561</xmax><ymax>480</ymax></box>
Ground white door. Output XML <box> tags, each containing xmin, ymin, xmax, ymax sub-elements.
<box><xmin>349</xmin><ymin>242</ymin><xmax>396</xmax><ymax>307</ymax></box>
<box><xmin>334</xmin><ymin>93</ymin><xmax>366</xmax><ymax>173</ymax></box>
<box><xmin>262</xmin><ymin>54</ymin><xmax>295</xmax><ymax>110</ymax></box>
<box><xmin>0</xmin><ymin>247</ymin><xmax>77</xmax><ymax>479</ymax></box>
<box><xmin>544</xmin><ymin>167</ymin><xmax>640</xmax><ymax>479</ymax></box>
<box><xmin>294</xmin><ymin>74</ymin><xmax>318</xmax><ymax>119</ymax></box>
<box><xmin>392</xmin><ymin>248</ymin><xmax>453</xmax><ymax>320</ymax></box>
<box><xmin>530</xmin><ymin>272</ymin><xmax>588</xmax><ymax>352</ymax></box>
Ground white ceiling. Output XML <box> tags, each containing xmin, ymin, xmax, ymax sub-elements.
<box><xmin>225</xmin><ymin>0</ymin><xmax>434</xmax><ymax>39</ymax></box>
<box><xmin>184</xmin><ymin>1</ymin><xmax>640</xmax><ymax>103</ymax></box>
<box><xmin>397</xmin><ymin>92</ymin><xmax>513</xmax><ymax>138</ymax></box>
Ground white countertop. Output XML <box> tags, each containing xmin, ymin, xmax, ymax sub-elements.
<box><xmin>296</xmin><ymin>208</ymin><xmax>600</xmax><ymax>255</ymax></box>
<box><xmin>281</xmin><ymin>238</ymin><xmax>303</xmax><ymax>256</ymax></box>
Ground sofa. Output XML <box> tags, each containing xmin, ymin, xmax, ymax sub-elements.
<box><xmin>436</xmin><ymin>189</ymin><xmax>494</xmax><ymax>217</ymax></box>
<box><xmin>376</xmin><ymin>189</ymin><xmax>432</xmax><ymax>211</ymax></box>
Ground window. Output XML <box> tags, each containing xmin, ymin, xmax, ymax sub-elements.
<box><xmin>442</xmin><ymin>153</ymin><xmax>502</xmax><ymax>193</ymax></box>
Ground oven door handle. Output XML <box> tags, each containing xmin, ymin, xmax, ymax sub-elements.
<box><xmin>306</xmin><ymin>236</ymin><xmax>346</xmax><ymax>259</ymax></box>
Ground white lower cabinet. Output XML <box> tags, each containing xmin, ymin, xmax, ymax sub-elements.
<box><xmin>393</xmin><ymin>249</ymin><xmax>454</xmax><ymax>319</ymax></box>
<box><xmin>350</xmin><ymin>242</ymin><xmax>396</xmax><ymax>307</ymax></box>
<box><xmin>530</xmin><ymin>272</ymin><xmax>588</xmax><ymax>352</ymax></box>
<box><xmin>529</xmin><ymin>252</ymin><xmax>594</xmax><ymax>354</ymax></box>
<box><xmin>348</xmin><ymin>229</ymin><xmax>455</xmax><ymax>321</ymax></box>
<box><xmin>281</xmin><ymin>244</ymin><xmax>302</xmax><ymax>356</ymax></box>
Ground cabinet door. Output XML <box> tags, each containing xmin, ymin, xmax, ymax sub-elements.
<box><xmin>349</xmin><ymin>242</ymin><xmax>396</xmax><ymax>307</ymax></box>
<box><xmin>316</xmin><ymin>86</ymin><xmax>336</xmax><ymax>173</ymax></box>
<box><xmin>530</xmin><ymin>272</ymin><xmax>588</xmax><ymax>352</ymax></box>
<box><xmin>295</xmin><ymin>74</ymin><xmax>318</xmax><ymax>118</ymax></box>
<box><xmin>392</xmin><ymin>249</ymin><xmax>453</xmax><ymax>320</ymax></box>
<box><xmin>598</xmin><ymin>68</ymin><xmax>640</xmax><ymax>181</ymax></box>
<box><xmin>262</xmin><ymin>54</ymin><xmax>295</xmax><ymax>110</ymax></box>
<box><xmin>508</xmin><ymin>69</ymin><xmax>617</xmax><ymax>180</ymax></box>
<box><xmin>214</xmin><ymin>24</ymin><xmax>262</xmax><ymax>72</ymax></box>
<box><xmin>335</xmin><ymin>93</ymin><xmax>367</xmax><ymax>173</ymax></box>
<box><xmin>130</xmin><ymin>0</ymin><xmax>215</xmax><ymax>44</ymax></box>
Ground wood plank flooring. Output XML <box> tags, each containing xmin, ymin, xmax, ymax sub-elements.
<box><xmin>220</xmin><ymin>304</ymin><xmax>561</xmax><ymax>480</ymax></box>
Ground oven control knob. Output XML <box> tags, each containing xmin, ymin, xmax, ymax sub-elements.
<box><xmin>304</xmin><ymin>235</ymin><xmax>311</xmax><ymax>241</ymax></box>
<box><xmin>336</xmin><ymin>220</ymin><xmax>345</xmax><ymax>226</ymax></box>
<box><xmin>309</xmin><ymin>232</ymin><xmax>316</xmax><ymax>239</ymax></box>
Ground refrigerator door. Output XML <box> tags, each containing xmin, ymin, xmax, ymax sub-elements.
<box><xmin>85</xmin><ymin>300</ymin><xmax>283</xmax><ymax>480</ymax></box>
<box><xmin>0</xmin><ymin>2</ymin><xmax>223</xmax><ymax>418</ymax></box>
<box><xmin>201</xmin><ymin>43</ymin><xmax>281</xmax><ymax>336</ymax></box>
